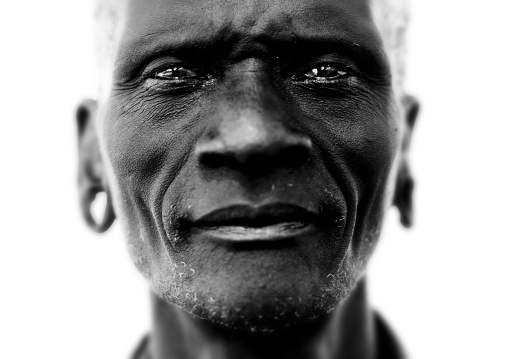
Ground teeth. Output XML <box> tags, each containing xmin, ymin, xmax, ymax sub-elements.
<box><xmin>200</xmin><ymin>222</ymin><xmax>310</xmax><ymax>242</ymax></box>
<box><xmin>204</xmin><ymin>217</ymin><xmax>305</xmax><ymax>228</ymax></box>
<box><xmin>213</xmin><ymin>222</ymin><xmax>306</xmax><ymax>231</ymax></box>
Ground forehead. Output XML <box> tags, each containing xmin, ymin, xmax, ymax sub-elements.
<box><xmin>124</xmin><ymin>0</ymin><xmax>374</xmax><ymax>33</ymax></box>
<box><xmin>116</xmin><ymin>0</ymin><xmax>385</xmax><ymax>67</ymax></box>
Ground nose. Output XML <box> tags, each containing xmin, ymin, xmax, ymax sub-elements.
<box><xmin>196</xmin><ymin>98</ymin><xmax>312</xmax><ymax>175</ymax></box>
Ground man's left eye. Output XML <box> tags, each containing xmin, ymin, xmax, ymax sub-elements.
<box><xmin>154</xmin><ymin>66</ymin><xmax>201</xmax><ymax>80</ymax></box>
<box><xmin>299</xmin><ymin>64</ymin><xmax>350</xmax><ymax>81</ymax></box>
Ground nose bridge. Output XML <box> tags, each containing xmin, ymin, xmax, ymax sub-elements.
<box><xmin>225</xmin><ymin>67</ymin><xmax>285</xmax><ymax>126</ymax></box>
<box><xmin>220</xmin><ymin>73</ymin><xmax>292</xmax><ymax>154</ymax></box>
<box><xmin>196</xmin><ymin>69</ymin><xmax>312</xmax><ymax>172</ymax></box>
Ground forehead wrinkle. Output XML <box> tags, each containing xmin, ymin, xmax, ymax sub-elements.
<box><xmin>116</xmin><ymin>0</ymin><xmax>384</xmax><ymax>69</ymax></box>
<box><xmin>229</xmin><ymin>0</ymin><xmax>379</xmax><ymax>43</ymax></box>
<box><xmin>115</xmin><ymin>0</ymin><xmax>238</xmax><ymax>70</ymax></box>
<box><xmin>251</xmin><ymin>2</ymin><xmax>384</xmax><ymax>57</ymax></box>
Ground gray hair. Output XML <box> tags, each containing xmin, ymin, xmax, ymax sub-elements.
<box><xmin>94</xmin><ymin>0</ymin><xmax>123</xmax><ymax>98</ymax></box>
<box><xmin>371</xmin><ymin>0</ymin><xmax>411</xmax><ymax>97</ymax></box>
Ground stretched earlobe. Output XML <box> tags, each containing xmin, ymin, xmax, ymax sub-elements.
<box><xmin>400</xmin><ymin>95</ymin><xmax>419</xmax><ymax>151</ymax></box>
<box><xmin>394</xmin><ymin>94</ymin><xmax>419</xmax><ymax>228</ymax></box>
<box><xmin>80</xmin><ymin>186</ymin><xmax>116</xmax><ymax>233</ymax></box>
<box><xmin>76</xmin><ymin>99</ymin><xmax>116</xmax><ymax>233</ymax></box>
<box><xmin>394</xmin><ymin>161</ymin><xmax>414</xmax><ymax>228</ymax></box>
<box><xmin>402</xmin><ymin>95</ymin><xmax>419</xmax><ymax>131</ymax></box>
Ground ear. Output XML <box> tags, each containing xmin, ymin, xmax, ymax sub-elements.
<box><xmin>394</xmin><ymin>95</ymin><xmax>419</xmax><ymax>228</ymax></box>
<box><xmin>77</xmin><ymin>99</ymin><xmax>115</xmax><ymax>233</ymax></box>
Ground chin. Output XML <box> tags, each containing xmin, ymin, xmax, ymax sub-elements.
<box><xmin>159</xmin><ymin>285</ymin><xmax>340</xmax><ymax>332</ymax></box>
<box><xmin>150</xmin><ymin>250</ymin><xmax>362</xmax><ymax>333</ymax></box>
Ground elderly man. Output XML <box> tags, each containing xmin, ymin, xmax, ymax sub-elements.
<box><xmin>77</xmin><ymin>0</ymin><xmax>418</xmax><ymax>357</ymax></box>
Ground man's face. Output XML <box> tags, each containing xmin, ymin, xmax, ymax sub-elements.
<box><xmin>99</xmin><ymin>0</ymin><xmax>405</xmax><ymax>330</ymax></box>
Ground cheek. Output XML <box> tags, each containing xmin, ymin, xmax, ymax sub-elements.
<box><xmin>98</xmin><ymin>92</ymin><xmax>203</xmax><ymax>278</ymax></box>
<box><xmin>294</xmin><ymin>90</ymin><xmax>400</xmax><ymax>226</ymax></box>
<box><xmin>101</xmin><ymin>94</ymin><xmax>194</xmax><ymax>180</ymax></box>
<box><xmin>101</xmin><ymin>88</ymin><xmax>211</xmax><ymax>203</ymax></box>
<box><xmin>294</xmin><ymin>90</ymin><xmax>400</xmax><ymax>263</ymax></box>
<box><xmin>300</xmin><ymin>92</ymin><xmax>399</xmax><ymax>192</ymax></box>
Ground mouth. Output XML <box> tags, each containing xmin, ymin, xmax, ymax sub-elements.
<box><xmin>187</xmin><ymin>203</ymin><xmax>319</xmax><ymax>242</ymax></box>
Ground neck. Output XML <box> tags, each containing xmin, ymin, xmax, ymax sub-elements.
<box><xmin>149</xmin><ymin>277</ymin><xmax>375</xmax><ymax>359</ymax></box>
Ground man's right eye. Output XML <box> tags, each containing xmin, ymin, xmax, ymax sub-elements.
<box><xmin>293</xmin><ymin>63</ymin><xmax>354</xmax><ymax>83</ymax></box>
<box><xmin>154</xmin><ymin>66</ymin><xmax>201</xmax><ymax>81</ymax></box>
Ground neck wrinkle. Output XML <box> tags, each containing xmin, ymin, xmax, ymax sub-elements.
<box><xmin>149</xmin><ymin>277</ymin><xmax>374</xmax><ymax>359</ymax></box>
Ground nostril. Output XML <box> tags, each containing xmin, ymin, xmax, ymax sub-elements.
<box><xmin>199</xmin><ymin>152</ymin><xmax>240</xmax><ymax>170</ymax></box>
<box><xmin>195</xmin><ymin>126</ymin><xmax>313</xmax><ymax>172</ymax></box>
<box><xmin>276</xmin><ymin>145</ymin><xmax>311</xmax><ymax>168</ymax></box>
<box><xmin>196</xmin><ymin>140</ymin><xmax>244</xmax><ymax>170</ymax></box>
<box><xmin>198</xmin><ymin>151</ymin><xmax>220</xmax><ymax>168</ymax></box>
<box><xmin>198</xmin><ymin>141</ymin><xmax>311</xmax><ymax>172</ymax></box>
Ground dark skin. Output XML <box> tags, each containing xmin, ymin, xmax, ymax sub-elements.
<box><xmin>77</xmin><ymin>0</ymin><xmax>418</xmax><ymax>357</ymax></box>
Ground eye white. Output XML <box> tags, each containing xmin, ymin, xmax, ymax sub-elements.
<box><xmin>304</xmin><ymin>65</ymin><xmax>348</xmax><ymax>80</ymax></box>
<box><xmin>155</xmin><ymin>67</ymin><xmax>199</xmax><ymax>80</ymax></box>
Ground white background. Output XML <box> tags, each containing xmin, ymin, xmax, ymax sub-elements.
<box><xmin>1</xmin><ymin>1</ymin><xmax>507</xmax><ymax>358</ymax></box>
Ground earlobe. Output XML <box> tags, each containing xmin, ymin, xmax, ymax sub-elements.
<box><xmin>79</xmin><ymin>185</ymin><xmax>116</xmax><ymax>233</ymax></box>
<box><xmin>77</xmin><ymin>99</ymin><xmax>115</xmax><ymax>233</ymax></box>
<box><xmin>394</xmin><ymin>94</ymin><xmax>419</xmax><ymax>228</ymax></box>
<box><xmin>394</xmin><ymin>161</ymin><xmax>414</xmax><ymax>228</ymax></box>
<box><xmin>401</xmin><ymin>95</ymin><xmax>419</xmax><ymax>150</ymax></box>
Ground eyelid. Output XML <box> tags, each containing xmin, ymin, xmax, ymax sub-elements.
<box><xmin>154</xmin><ymin>66</ymin><xmax>200</xmax><ymax>80</ymax></box>
<box><xmin>292</xmin><ymin>62</ymin><xmax>357</xmax><ymax>82</ymax></box>
<box><xmin>139</xmin><ymin>57</ymin><xmax>200</xmax><ymax>79</ymax></box>
<box><xmin>146</xmin><ymin>64</ymin><xmax>192</xmax><ymax>79</ymax></box>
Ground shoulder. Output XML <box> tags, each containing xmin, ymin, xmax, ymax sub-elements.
<box><xmin>130</xmin><ymin>334</ymin><xmax>150</xmax><ymax>359</ymax></box>
<box><xmin>130</xmin><ymin>313</ymin><xmax>407</xmax><ymax>359</ymax></box>
<box><xmin>374</xmin><ymin>311</ymin><xmax>407</xmax><ymax>359</ymax></box>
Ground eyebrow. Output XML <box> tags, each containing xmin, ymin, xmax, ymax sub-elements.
<box><xmin>256</xmin><ymin>32</ymin><xmax>390</xmax><ymax>74</ymax></box>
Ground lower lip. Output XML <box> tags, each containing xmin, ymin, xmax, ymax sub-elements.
<box><xmin>195</xmin><ymin>222</ymin><xmax>314</xmax><ymax>242</ymax></box>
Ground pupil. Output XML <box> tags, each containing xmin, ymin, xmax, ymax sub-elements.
<box><xmin>169</xmin><ymin>67</ymin><xmax>181</xmax><ymax>78</ymax></box>
<box><xmin>173</xmin><ymin>67</ymin><xmax>187</xmax><ymax>77</ymax></box>
<box><xmin>320</xmin><ymin>65</ymin><xmax>336</xmax><ymax>77</ymax></box>
<box><xmin>306</xmin><ymin>65</ymin><xmax>343</xmax><ymax>80</ymax></box>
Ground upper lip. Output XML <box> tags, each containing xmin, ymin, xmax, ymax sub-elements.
<box><xmin>191</xmin><ymin>203</ymin><xmax>319</xmax><ymax>228</ymax></box>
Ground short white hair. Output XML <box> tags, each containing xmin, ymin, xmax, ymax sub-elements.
<box><xmin>371</xmin><ymin>0</ymin><xmax>411</xmax><ymax>96</ymax></box>
<box><xmin>94</xmin><ymin>0</ymin><xmax>411</xmax><ymax>96</ymax></box>
<box><xmin>94</xmin><ymin>0</ymin><xmax>123</xmax><ymax>98</ymax></box>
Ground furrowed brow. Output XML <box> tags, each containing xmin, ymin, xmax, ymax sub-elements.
<box><xmin>114</xmin><ymin>31</ymin><xmax>235</xmax><ymax>82</ymax></box>
<box><xmin>255</xmin><ymin>32</ymin><xmax>390</xmax><ymax>77</ymax></box>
